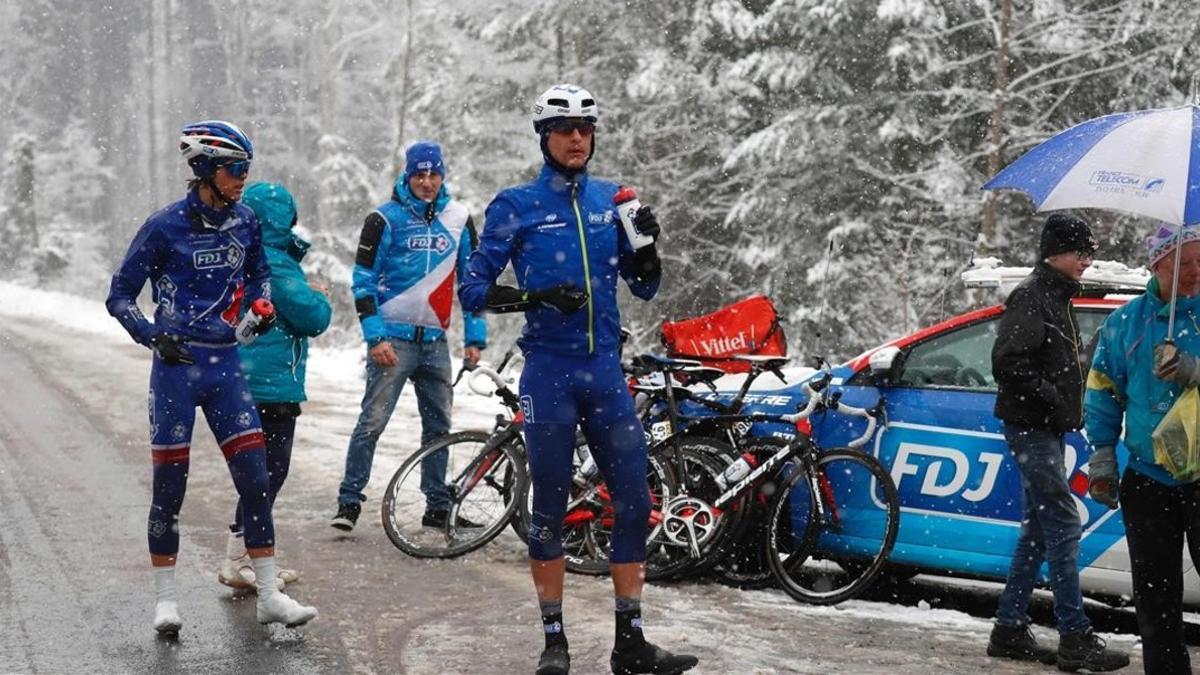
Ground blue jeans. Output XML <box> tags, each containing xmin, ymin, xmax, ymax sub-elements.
<box><xmin>338</xmin><ymin>338</ymin><xmax>453</xmax><ymax>511</ymax></box>
<box><xmin>995</xmin><ymin>425</ymin><xmax>1090</xmax><ymax>635</ymax></box>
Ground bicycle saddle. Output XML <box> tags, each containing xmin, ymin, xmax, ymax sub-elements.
<box><xmin>677</xmin><ymin>366</ymin><xmax>725</xmax><ymax>386</ymax></box>
<box><xmin>632</xmin><ymin>354</ymin><xmax>703</xmax><ymax>372</ymax></box>
<box><xmin>731</xmin><ymin>354</ymin><xmax>791</xmax><ymax>370</ymax></box>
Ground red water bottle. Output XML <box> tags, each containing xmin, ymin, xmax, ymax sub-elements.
<box><xmin>615</xmin><ymin>186</ymin><xmax>654</xmax><ymax>250</ymax></box>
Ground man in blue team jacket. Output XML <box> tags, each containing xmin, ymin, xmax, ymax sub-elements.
<box><xmin>460</xmin><ymin>84</ymin><xmax>695</xmax><ymax>675</ymax></box>
<box><xmin>331</xmin><ymin>141</ymin><xmax>487</xmax><ymax>532</ymax></box>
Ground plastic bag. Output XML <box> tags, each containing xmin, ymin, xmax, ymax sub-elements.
<box><xmin>660</xmin><ymin>295</ymin><xmax>786</xmax><ymax>373</ymax></box>
<box><xmin>1151</xmin><ymin>386</ymin><xmax>1200</xmax><ymax>482</ymax></box>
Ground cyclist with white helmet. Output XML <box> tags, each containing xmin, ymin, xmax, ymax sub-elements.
<box><xmin>461</xmin><ymin>85</ymin><xmax>696</xmax><ymax>675</ymax></box>
<box><xmin>106</xmin><ymin>120</ymin><xmax>318</xmax><ymax>635</ymax></box>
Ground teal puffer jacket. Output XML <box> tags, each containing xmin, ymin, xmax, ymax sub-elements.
<box><xmin>238</xmin><ymin>183</ymin><xmax>333</xmax><ymax>403</ymax></box>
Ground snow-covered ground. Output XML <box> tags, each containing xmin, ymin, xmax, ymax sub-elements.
<box><xmin>0</xmin><ymin>280</ymin><xmax>1168</xmax><ymax>673</ymax></box>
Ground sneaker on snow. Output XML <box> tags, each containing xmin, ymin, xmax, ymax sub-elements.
<box><xmin>330</xmin><ymin>502</ymin><xmax>361</xmax><ymax>531</ymax></box>
<box><xmin>536</xmin><ymin>643</ymin><xmax>570</xmax><ymax>675</ymax></box>
<box><xmin>257</xmin><ymin>591</ymin><xmax>318</xmax><ymax>627</ymax></box>
<box><xmin>986</xmin><ymin>623</ymin><xmax>1056</xmax><ymax>664</ymax></box>
<box><xmin>153</xmin><ymin>600</ymin><xmax>182</xmax><ymax>635</ymax></box>
<box><xmin>1056</xmin><ymin>628</ymin><xmax>1130</xmax><ymax>672</ymax></box>
<box><xmin>421</xmin><ymin>509</ymin><xmax>482</xmax><ymax>529</ymax></box>
<box><xmin>610</xmin><ymin>641</ymin><xmax>698</xmax><ymax>675</ymax></box>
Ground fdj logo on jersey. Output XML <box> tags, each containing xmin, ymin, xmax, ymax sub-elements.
<box><xmin>193</xmin><ymin>241</ymin><xmax>245</xmax><ymax>270</ymax></box>
<box><xmin>407</xmin><ymin>233</ymin><xmax>451</xmax><ymax>253</ymax></box>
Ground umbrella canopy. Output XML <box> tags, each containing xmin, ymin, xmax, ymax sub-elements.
<box><xmin>983</xmin><ymin>104</ymin><xmax>1200</xmax><ymax>225</ymax></box>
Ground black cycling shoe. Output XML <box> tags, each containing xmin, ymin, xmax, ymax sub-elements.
<box><xmin>535</xmin><ymin>643</ymin><xmax>570</xmax><ymax>675</ymax></box>
<box><xmin>610</xmin><ymin>641</ymin><xmax>698</xmax><ymax>675</ymax></box>
<box><xmin>422</xmin><ymin>510</ymin><xmax>482</xmax><ymax>528</ymax></box>
<box><xmin>986</xmin><ymin>623</ymin><xmax>1056</xmax><ymax>665</ymax></box>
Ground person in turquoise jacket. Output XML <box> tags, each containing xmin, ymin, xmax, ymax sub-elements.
<box><xmin>1085</xmin><ymin>222</ymin><xmax>1200</xmax><ymax>674</ymax></box>
<box><xmin>219</xmin><ymin>182</ymin><xmax>332</xmax><ymax>593</ymax></box>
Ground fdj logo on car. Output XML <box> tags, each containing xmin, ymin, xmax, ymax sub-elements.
<box><xmin>407</xmin><ymin>233</ymin><xmax>451</xmax><ymax>253</ymax></box>
<box><xmin>878</xmin><ymin>422</ymin><xmax>1101</xmax><ymax>525</ymax></box>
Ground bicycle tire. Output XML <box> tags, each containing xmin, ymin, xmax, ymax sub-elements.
<box><xmin>645</xmin><ymin>438</ymin><xmax>746</xmax><ymax>581</ymax></box>
<box><xmin>712</xmin><ymin>437</ymin><xmax>791</xmax><ymax>589</ymax></box>
<box><xmin>766</xmin><ymin>447</ymin><xmax>899</xmax><ymax>605</ymax></box>
<box><xmin>381</xmin><ymin>430</ymin><xmax>527</xmax><ymax>559</ymax></box>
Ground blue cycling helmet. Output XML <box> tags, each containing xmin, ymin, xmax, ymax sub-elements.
<box><xmin>179</xmin><ymin>120</ymin><xmax>254</xmax><ymax>179</ymax></box>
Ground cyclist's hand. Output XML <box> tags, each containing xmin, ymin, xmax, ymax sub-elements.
<box><xmin>632</xmin><ymin>206</ymin><xmax>661</xmax><ymax>242</ymax></box>
<box><xmin>150</xmin><ymin>333</ymin><xmax>195</xmax><ymax>365</ymax></box>
<box><xmin>370</xmin><ymin>340</ymin><xmax>399</xmax><ymax>367</ymax></box>
<box><xmin>529</xmin><ymin>284</ymin><xmax>589</xmax><ymax>314</ymax></box>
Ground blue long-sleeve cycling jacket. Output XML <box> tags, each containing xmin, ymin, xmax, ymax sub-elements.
<box><xmin>459</xmin><ymin>165</ymin><xmax>660</xmax><ymax>355</ymax></box>
<box><xmin>352</xmin><ymin>182</ymin><xmax>487</xmax><ymax>348</ymax></box>
<box><xmin>106</xmin><ymin>189</ymin><xmax>272</xmax><ymax>346</ymax></box>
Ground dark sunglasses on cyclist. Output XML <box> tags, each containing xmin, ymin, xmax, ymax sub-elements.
<box><xmin>547</xmin><ymin>119</ymin><xmax>596</xmax><ymax>137</ymax></box>
<box><xmin>219</xmin><ymin>160</ymin><xmax>251</xmax><ymax>178</ymax></box>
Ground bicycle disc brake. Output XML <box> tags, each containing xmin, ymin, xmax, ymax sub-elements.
<box><xmin>662</xmin><ymin>496</ymin><xmax>718</xmax><ymax>558</ymax></box>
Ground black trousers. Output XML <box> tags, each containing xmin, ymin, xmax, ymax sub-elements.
<box><xmin>1120</xmin><ymin>469</ymin><xmax>1200</xmax><ymax>675</ymax></box>
<box><xmin>233</xmin><ymin>403</ymin><xmax>301</xmax><ymax>533</ymax></box>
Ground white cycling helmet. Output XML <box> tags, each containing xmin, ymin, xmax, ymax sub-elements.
<box><xmin>179</xmin><ymin>120</ymin><xmax>254</xmax><ymax>178</ymax></box>
<box><xmin>531</xmin><ymin>84</ymin><xmax>598</xmax><ymax>133</ymax></box>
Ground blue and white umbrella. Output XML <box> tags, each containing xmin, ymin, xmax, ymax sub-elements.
<box><xmin>984</xmin><ymin>103</ymin><xmax>1200</xmax><ymax>338</ymax></box>
<box><xmin>984</xmin><ymin>104</ymin><xmax>1200</xmax><ymax>226</ymax></box>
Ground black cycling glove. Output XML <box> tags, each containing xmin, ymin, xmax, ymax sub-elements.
<box><xmin>530</xmin><ymin>284</ymin><xmax>589</xmax><ymax>313</ymax></box>
<box><xmin>632</xmin><ymin>206</ymin><xmax>661</xmax><ymax>242</ymax></box>
<box><xmin>150</xmin><ymin>333</ymin><xmax>195</xmax><ymax>365</ymax></box>
<box><xmin>633</xmin><ymin>245</ymin><xmax>661</xmax><ymax>283</ymax></box>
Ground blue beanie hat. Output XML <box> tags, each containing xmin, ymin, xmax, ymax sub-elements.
<box><xmin>405</xmin><ymin>141</ymin><xmax>446</xmax><ymax>179</ymax></box>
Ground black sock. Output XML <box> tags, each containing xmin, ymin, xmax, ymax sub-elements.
<box><xmin>541</xmin><ymin>600</ymin><xmax>567</xmax><ymax>649</ymax></box>
<box><xmin>614</xmin><ymin>596</ymin><xmax>644</xmax><ymax>650</ymax></box>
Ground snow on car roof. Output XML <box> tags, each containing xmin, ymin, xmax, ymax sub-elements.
<box><xmin>962</xmin><ymin>257</ymin><xmax>1149</xmax><ymax>294</ymax></box>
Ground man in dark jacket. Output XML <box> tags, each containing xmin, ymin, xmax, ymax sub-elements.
<box><xmin>987</xmin><ymin>214</ymin><xmax>1128</xmax><ymax>672</ymax></box>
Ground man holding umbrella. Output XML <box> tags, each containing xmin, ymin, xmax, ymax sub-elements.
<box><xmin>988</xmin><ymin>214</ymin><xmax>1129</xmax><ymax>672</ymax></box>
<box><xmin>1086</xmin><ymin>223</ymin><xmax>1200</xmax><ymax>675</ymax></box>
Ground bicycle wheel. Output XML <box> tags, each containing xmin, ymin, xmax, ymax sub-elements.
<box><xmin>381</xmin><ymin>430</ymin><xmax>527</xmax><ymax>559</ymax></box>
<box><xmin>645</xmin><ymin>438</ymin><xmax>745</xmax><ymax>581</ymax></box>
<box><xmin>713</xmin><ymin>437</ymin><xmax>790</xmax><ymax>589</ymax></box>
<box><xmin>563</xmin><ymin>453</ymin><xmax>676</xmax><ymax>576</ymax></box>
<box><xmin>766</xmin><ymin>447</ymin><xmax>899</xmax><ymax>605</ymax></box>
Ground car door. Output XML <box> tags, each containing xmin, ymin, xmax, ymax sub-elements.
<box><xmin>826</xmin><ymin>308</ymin><xmax>1118</xmax><ymax>579</ymax></box>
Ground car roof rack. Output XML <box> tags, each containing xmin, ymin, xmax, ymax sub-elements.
<box><xmin>962</xmin><ymin>257</ymin><xmax>1148</xmax><ymax>297</ymax></box>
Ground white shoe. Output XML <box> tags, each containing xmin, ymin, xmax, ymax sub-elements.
<box><xmin>219</xmin><ymin>554</ymin><xmax>285</xmax><ymax>591</ymax></box>
<box><xmin>257</xmin><ymin>591</ymin><xmax>318</xmax><ymax>627</ymax></box>
<box><xmin>153</xmin><ymin>600</ymin><xmax>182</xmax><ymax>635</ymax></box>
<box><xmin>218</xmin><ymin>554</ymin><xmax>257</xmax><ymax>590</ymax></box>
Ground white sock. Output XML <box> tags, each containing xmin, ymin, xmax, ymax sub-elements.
<box><xmin>252</xmin><ymin>556</ymin><xmax>278</xmax><ymax>598</ymax></box>
<box><xmin>225</xmin><ymin>530</ymin><xmax>246</xmax><ymax>560</ymax></box>
<box><xmin>154</xmin><ymin>566</ymin><xmax>177</xmax><ymax>604</ymax></box>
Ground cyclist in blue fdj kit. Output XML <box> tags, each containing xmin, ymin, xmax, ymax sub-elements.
<box><xmin>460</xmin><ymin>85</ymin><xmax>696</xmax><ymax>675</ymax></box>
<box><xmin>106</xmin><ymin>121</ymin><xmax>317</xmax><ymax>635</ymax></box>
<box><xmin>330</xmin><ymin>141</ymin><xmax>487</xmax><ymax>532</ymax></box>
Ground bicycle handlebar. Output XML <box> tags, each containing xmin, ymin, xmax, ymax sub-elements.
<box><xmin>748</xmin><ymin>372</ymin><xmax>884</xmax><ymax>448</ymax></box>
<box><xmin>468</xmin><ymin>364</ymin><xmax>508</xmax><ymax>396</ymax></box>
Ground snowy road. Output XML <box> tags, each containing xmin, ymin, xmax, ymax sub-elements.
<box><xmin>0</xmin><ymin>282</ymin><xmax>1174</xmax><ymax>673</ymax></box>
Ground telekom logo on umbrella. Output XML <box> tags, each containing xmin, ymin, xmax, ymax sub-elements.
<box><xmin>1088</xmin><ymin>170</ymin><xmax>1165</xmax><ymax>193</ymax></box>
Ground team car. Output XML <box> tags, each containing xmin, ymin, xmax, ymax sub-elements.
<box><xmin>688</xmin><ymin>259</ymin><xmax>1200</xmax><ymax>606</ymax></box>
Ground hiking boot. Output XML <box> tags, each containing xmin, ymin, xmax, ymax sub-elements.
<box><xmin>986</xmin><ymin>623</ymin><xmax>1056</xmax><ymax>664</ymax></box>
<box><xmin>330</xmin><ymin>502</ymin><xmax>361</xmax><ymax>531</ymax></box>
<box><xmin>1057</xmin><ymin>628</ymin><xmax>1130</xmax><ymax>672</ymax></box>
<box><xmin>536</xmin><ymin>643</ymin><xmax>570</xmax><ymax>675</ymax></box>
<box><xmin>422</xmin><ymin>509</ymin><xmax>482</xmax><ymax>529</ymax></box>
<box><xmin>610</xmin><ymin>641</ymin><xmax>698</xmax><ymax>675</ymax></box>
